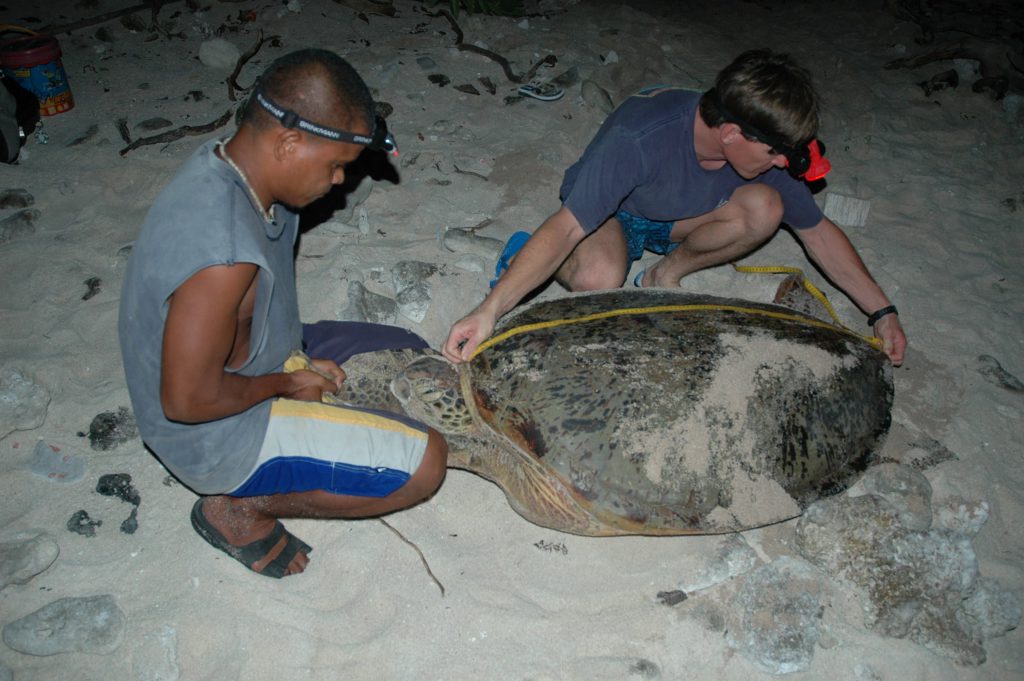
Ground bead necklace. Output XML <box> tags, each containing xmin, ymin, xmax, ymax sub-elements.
<box><xmin>217</xmin><ymin>140</ymin><xmax>273</xmax><ymax>223</ymax></box>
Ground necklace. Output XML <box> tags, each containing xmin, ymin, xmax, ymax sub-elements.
<box><xmin>217</xmin><ymin>140</ymin><xmax>273</xmax><ymax>223</ymax></box>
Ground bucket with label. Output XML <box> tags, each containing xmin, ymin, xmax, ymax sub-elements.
<box><xmin>0</xmin><ymin>29</ymin><xmax>74</xmax><ymax>117</ymax></box>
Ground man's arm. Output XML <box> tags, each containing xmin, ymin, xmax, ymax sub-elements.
<box><xmin>160</xmin><ymin>263</ymin><xmax>336</xmax><ymax>423</ymax></box>
<box><xmin>794</xmin><ymin>217</ymin><xmax>907</xmax><ymax>365</ymax></box>
<box><xmin>442</xmin><ymin>206</ymin><xmax>586</xmax><ymax>362</ymax></box>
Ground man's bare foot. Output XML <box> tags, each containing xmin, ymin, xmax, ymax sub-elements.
<box><xmin>639</xmin><ymin>263</ymin><xmax>682</xmax><ymax>288</ymax></box>
<box><xmin>190</xmin><ymin>497</ymin><xmax>311</xmax><ymax>578</ymax></box>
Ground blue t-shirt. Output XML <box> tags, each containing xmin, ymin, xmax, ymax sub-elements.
<box><xmin>560</xmin><ymin>88</ymin><xmax>823</xmax><ymax>233</ymax></box>
<box><xmin>118</xmin><ymin>140</ymin><xmax>302</xmax><ymax>494</ymax></box>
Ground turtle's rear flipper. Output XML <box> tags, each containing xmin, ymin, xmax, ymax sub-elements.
<box><xmin>773</xmin><ymin>274</ymin><xmax>833</xmax><ymax>323</ymax></box>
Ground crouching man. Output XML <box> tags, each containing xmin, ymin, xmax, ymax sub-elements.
<box><xmin>119</xmin><ymin>49</ymin><xmax>447</xmax><ymax>578</ymax></box>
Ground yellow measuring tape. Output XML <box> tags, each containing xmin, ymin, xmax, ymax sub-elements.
<box><xmin>731</xmin><ymin>263</ymin><xmax>841</xmax><ymax>319</ymax></box>
<box><xmin>0</xmin><ymin>25</ymin><xmax>39</xmax><ymax>36</ymax></box>
<box><xmin>470</xmin><ymin>267</ymin><xmax>884</xmax><ymax>359</ymax></box>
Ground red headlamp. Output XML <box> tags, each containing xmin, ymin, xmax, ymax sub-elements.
<box><xmin>785</xmin><ymin>139</ymin><xmax>831</xmax><ymax>182</ymax></box>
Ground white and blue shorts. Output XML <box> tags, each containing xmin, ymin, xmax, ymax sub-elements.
<box><xmin>230</xmin><ymin>398</ymin><xmax>430</xmax><ymax>498</ymax></box>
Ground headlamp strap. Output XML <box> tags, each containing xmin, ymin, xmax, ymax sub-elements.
<box><xmin>254</xmin><ymin>90</ymin><xmax>397</xmax><ymax>155</ymax></box>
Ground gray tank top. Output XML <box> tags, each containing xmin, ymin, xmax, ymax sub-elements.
<box><xmin>118</xmin><ymin>140</ymin><xmax>301</xmax><ymax>493</ymax></box>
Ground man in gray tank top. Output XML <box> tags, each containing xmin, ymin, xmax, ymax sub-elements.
<box><xmin>119</xmin><ymin>50</ymin><xmax>448</xmax><ymax>578</ymax></box>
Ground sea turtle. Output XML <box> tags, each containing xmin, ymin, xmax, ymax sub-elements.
<box><xmin>323</xmin><ymin>288</ymin><xmax>893</xmax><ymax>536</ymax></box>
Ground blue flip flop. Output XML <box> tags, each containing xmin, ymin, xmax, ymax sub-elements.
<box><xmin>633</xmin><ymin>269</ymin><xmax>647</xmax><ymax>288</ymax></box>
<box><xmin>490</xmin><ymin>230</ymin><xmax>531</xmax><ymax>288</ymax></box>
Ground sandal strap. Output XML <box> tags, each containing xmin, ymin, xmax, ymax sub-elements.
<box><xmin>258</xmin><ymin>532</ymin><xmax>306</xmax><ymax>578</ymax></box>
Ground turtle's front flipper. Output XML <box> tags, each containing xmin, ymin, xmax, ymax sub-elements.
<box><xmin>773</xmin><ymin>274</ymin><xmax>835</xmax><ymax>324</ymax></box>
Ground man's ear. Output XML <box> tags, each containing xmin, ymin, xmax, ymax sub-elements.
<box><xmin>273</xmin><ymin>128</ymin><xmax>303</xmax><ymax>163</ymax></box>
<box><xmin>720</xmin><ymin>122</ymin><xmax>743</xmax><ymax>145</ymax></box>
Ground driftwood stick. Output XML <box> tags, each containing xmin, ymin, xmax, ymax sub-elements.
<box><xmin>42</xmin><ymin>0</ymin><xmax>182</xmax><ymax>35</ymax></box>
<box><xmin>453</xmin><ymin>164</ymin><xmax>489</xmax><ymax>181</ymax></box>
<box><xmin>428</xmin><ymin>8</ymin><xmax>556</xmax><ymax>84</ymax></box>
<box><xmin>378</xmin><ymin>518</ymin><xmax>446</xmax><ymax>597</ymax></box>
<box><xmin>119</xmin><ymin>109</ymin><xmax>233</xmax><ymax>156</ymax></box>
<box><xmin>228</xmin><ymin>30</ymin><xmax>278</xmax><ymax>101</ymax></box>
<box><xmin>115</xmin><ymin>118</ymin><xmax>132</xmax><ymax>145</ymax></box>
<box><xmin>885</xmin><ymin>44</ymin><xmax>968</xmax><ymax>70</ymax></box>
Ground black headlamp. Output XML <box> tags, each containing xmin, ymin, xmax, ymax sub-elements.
<box><xmin>706</xmin><ymin>88</ymin><xmax>830</xmax><ymax>182</ymax></box>
<box><xmin>255</xmin><ymin>90</ymin><xmax>398</xmax><ymax>156</ymax></box>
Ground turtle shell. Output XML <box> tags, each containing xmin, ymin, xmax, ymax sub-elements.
<box><xmin>465</xmin><ymin>288</ymin><xmax>892</xmax><ymax>534</ymax></box>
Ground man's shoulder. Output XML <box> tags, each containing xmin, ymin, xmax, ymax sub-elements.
<box><xmin>611</xmin><ymin>87</ymin><xmax>700</xmax><ymax>130</ymax></box>
<box><xmin>155</xmin><ymin>140</ymin><xmax>227</xmax><ymax>204</ymax></box>
<box><xmin>141</xmin><ymin>141</ymin><xmax>248</xmax><ymax>239</ymax></box>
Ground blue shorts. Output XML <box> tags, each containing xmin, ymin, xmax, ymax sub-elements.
<box><xmin>230</xmin><ymin>321</ymin><xmax>431</xmax><ymax>499</ymax></box>
<box><xmin>616</xmin><ymin>210</ymin><xmax>679</xmax><ymax>263</ymax></box>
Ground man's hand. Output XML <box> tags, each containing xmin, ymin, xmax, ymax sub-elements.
<box><xmin>310</xmin><ymin>358</ymin><xmax>346</xmax><ymax>390</ymax></box>
<box><xmin>442</xmin><ymin>309</ymin><xmax>497</xmax><ymax>363</ymax></box>
<box><xmin>795</xmin><ymin>219</ymin><xmax>909</xmax><ymax>367</ymax></box>
<box><xmin>284</xmin><ymin>368</ymin><xmax>343</xmax><ymax>402</ymax></box>
<box><xmin>442</xmin><ymin>207</ymin><xmax>586</xmax><ymax>363</ymax></box>
<box><xmin>874</xmin><ymin>314</ymin><xmax>907</xmax><ymax>367</ymax></box>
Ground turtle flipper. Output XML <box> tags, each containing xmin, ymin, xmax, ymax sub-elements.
<box><xmin>773</xmin><ymin>273</ymin><xmax>835</xmax><ymax>324</ymax></box>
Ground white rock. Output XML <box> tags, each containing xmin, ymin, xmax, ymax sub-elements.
<box><xmin>580</xmin><ymin>79</ymin><xmax>614</xmax><ymax>114</ymax></box>
<box><xmin>1003</xmin><ymin>94</ymin><xmax>1024</xmax><ymax>124</ymax></box>
<box><xmin>0</xmin><ymin>367</ymin><xmax>50</xmax><ymax>438</ymax></box>
<box><xmin>0</xmin><ymin>531</ymin><xmax>59</xmax><ymax>590</ymax></box>
<box><xmin>933</xmin><ymin>498</ymin><xmax>989</xmax><ymax>536</ymax></box>
<box><xmin>680</xmin><ymin>534</ymin><xmax>759</xmax><ymax>593</ymax></box>
<box><xmin>198</xmin><ymin>38</ymin><xmax>241</xmax><ymax>72</ymax></box>
<box><xmin>952</xmin><ymin>58</ymin><xmax>980</xmax><ymax>81</ymax></box>
<box><xmin>396</xmin><ymin>283</ymin><xmax>432</xmax><ymax>323</ymax></box>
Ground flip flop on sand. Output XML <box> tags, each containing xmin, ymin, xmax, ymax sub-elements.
<box><xmin>633</xmin><ymin>269</ymin><xmax>647</xmax><ymax>288</ymax></box>
<box><xmin>490</xmin><ymin>230</ymin><xmax>531</xmax><ymax>288</ymax></box>
<box><xmin>190</xmin><ymin>499</ymin><xmax>312</xmax><ymax>579</ymax></box>
<box><xmin>517</xmin><ymin>83</ymin><xmax>565</xmax><ymax>101</ymax></box>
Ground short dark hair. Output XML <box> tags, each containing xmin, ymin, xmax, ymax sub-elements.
<box><xmin>699</xmin><ymin>49</ymin><xmax>819</xmax><ymax>148</ymax></box>
<box><xmin>240</xmin><ymin>49</ymin><xmax>375</xmax><ymax>134</ymax></box>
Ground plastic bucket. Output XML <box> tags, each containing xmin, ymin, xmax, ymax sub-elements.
<box><xmin>0</xmin><ymin>33</ymin><xmax>74</xmax><ymax>116</ymax></box>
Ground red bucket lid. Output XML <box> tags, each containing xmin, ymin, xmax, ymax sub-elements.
<box><xmin>0</xmin><ymin>34</ymin><xmax>61</xmax><ymax>68</ymax></box>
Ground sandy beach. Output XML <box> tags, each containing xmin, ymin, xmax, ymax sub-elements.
<box><xmin>1</xmin><ymin>0</ymin><xmax>1022</xmax><ymax>679</ymax></box>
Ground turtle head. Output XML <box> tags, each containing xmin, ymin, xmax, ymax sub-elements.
<box><xmin>391</xmin><ymin>356</ymin><xmax>475</xmax><ymax>435</ymax></box>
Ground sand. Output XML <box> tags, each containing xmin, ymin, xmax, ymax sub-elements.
<box><xmin>0</xmin><ymin>0</ymin><xmax>1022</xmax><ymax>679</ymax></box>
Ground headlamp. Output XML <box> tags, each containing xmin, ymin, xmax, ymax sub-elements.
<box><xmin>784</xmin><ymin>138</ymin><xmax>830</xmax><ymax>183</ymax></box>
<box><xmin>255</xmin><ymin>90</ymin><xmax>398</xmax><ymax>156</ymax></box>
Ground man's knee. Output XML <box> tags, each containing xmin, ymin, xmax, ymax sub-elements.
<box><xmin>562</xmin><ymin>248</ymin><xmax>627</xmax><ymax>290</ymax></box>
<box><xmin>568</xmin><ymin>265</ymin><xmax>626</xmax><ymax>291</ymax></box>
<box><xmin>404</xmin><ymin>429</ymin><xmax>447</xmax><ymax>499</ymax></box>
<box><xmin>732</xmin><ymin>184</ymin><xmax>784</xmax><ymax>238</ymax></box>
<box><xmin>559</xmin><ymin>217</ymin><xmax>629</xmax><ymax>291</ymax></box>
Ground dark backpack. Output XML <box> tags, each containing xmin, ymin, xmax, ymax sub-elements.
<box><xmin>0</xmin><ymin>73</ymin><xmax>40</xmax><ymax>163</ymax></box>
